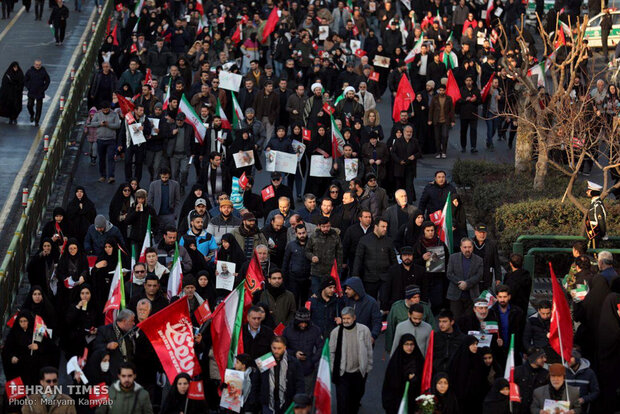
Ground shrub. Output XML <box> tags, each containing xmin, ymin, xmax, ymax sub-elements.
<box><xmin>451</xmin><ymin>159</ymin><xmax>513</xmax><ymax>188</ymax></box>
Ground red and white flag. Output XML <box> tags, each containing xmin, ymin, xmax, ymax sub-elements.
<box><xmin>188</xmin><ymin>380</ymin><xmax>206</xmax><ymax>400</ymax></box>
<box><xmin>238</xmin><ymin>172</ymin><xmax>249</xmax><ymax>190</ymax></box>
<box><xmin>194</xmin><ymin>300</ymin><xmax>212</xmax><ymax>325</ymax></box>
<box><xmin>138</xmin><ymin>215</ymin><xmax>152</xmax><ymax>262</ymax></box>
<box><xmin>5</xmin><ymin>377</ymin><xmax>26</xmax><ymax>400</ymax></box>
<box><xmin>504</xmin><ymin>334</ymin><xmax>521</xmax><ymax>402</ymax></box>
<box><xmin>302</xmin><ymin>128</ymin><xmax>312</xmax><ymax>141</ymax></box>
<box><xmin>261</xmin><ymin>185</ymin><xmax>275</xmax><ymax>202</ymax></box>
<box><xmin>369</xmin><ymin>71</ymin><xmax>380</xmax><ymax>82</ymax></box>
<box><xmin>137</xmin><ymin>298</ymin><xmax>201</xmax><ymax>382</ymax></box>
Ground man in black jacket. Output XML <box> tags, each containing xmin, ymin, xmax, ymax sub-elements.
<box><xmin>513</xmin><ymin>348</ymin><xmax>549</xmax><ymax>414</ymax></box>
<box><xmin>127</xmin><ymin>275</ymin><xmax>170</xmax><ymax>314</ymax></box>
<box><xmin>342</xmin><ymin>209</ymin><xmax>372</xmax><ymax>280</ymax></box>
<box><xmin>260</xmin><ymin>336</ymin><xmax>305</xmax><ymax>414</ymax></box>
<box><xmin>418</xmin><ymin>170</ymin><xmax>457</xmax><ymax>218</ymax></box>
<box><xmin>242</xmin><ymin>306</ymin><xmax>275</xmax><ymax>359</ymax></box>
<box><xmin>24</xmin><ymin>59</ymin><xmax>50</xmax><ymax>127</ymax></box>
<box><xmin>387</xmin><ymin>246</ymin><xmax>428</xmax><ymax>307</ymax></box>
<box><xmin>457</xmin><ymin>75</ymin><xmax>481</xmax><ymax>153</ymax></box>
<box><xmin>503</xmin><ymin>253</ymin><xmax>532</xmax><ymax>314</ymax></box>
<box><xmin>433</xmin><ymin>309</ymin><xmax>466</xmax><ymax>373</ymax></box>
<box><xmin>492</xmin><ymin>285</ymin><xmax>525</xmax><ymax>357</ymax></box>
<box><xmin>283</xmin><ymin>224</ymin><xmax>312</xmax><ymax>305</ymax></box>
<box><xmin>352</xmin><ymin>217</ymin><xmax>397</xmax><ymax>307</ymax></box>
<box><xmin>472</xmin><ymin>223</ymin><xmax>502</xmax><ymax>292</ymax></box>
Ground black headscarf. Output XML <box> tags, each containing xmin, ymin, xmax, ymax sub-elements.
<box><xmin>382</xmin><ymin>333</ymin><xmax>425</xmax><ymax>413</ymax></box>
<box><xmin>448</xmin><ymin>335</ymin><xmax>487</xmax><ymax>412</ymax></box>
<box><xmin>195</xmin><ymin>270</ymin><xmax>216</xmax><ymax>309</ymax></box>
<box><xmin>482</xmin><ymin>378</ymin><xmax>511</xmax><ymax>414</ymax></box>
<box><xmin>217</xmin><ymin>233</ymin><xmax>246</xmax><ymax>267</ymax></box>
<box><xmin>432</xmin><ymin>372</ymin><xmax>460</xmax><ymax>414</ymax></box>
<box><xmin>22</xmin><ymin>285</ymin><xmax>58</xmax><ymax>330</ymax></box>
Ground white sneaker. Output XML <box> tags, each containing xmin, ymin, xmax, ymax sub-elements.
<box><xmin>435</xmin><ymin>153</ymin><xmax>441</xmax><ymax>159</ymax></box>
<box><xmin>441</xmin><ymin>153</ymin><xmax>447</xmax><ymax>158</ymax></box>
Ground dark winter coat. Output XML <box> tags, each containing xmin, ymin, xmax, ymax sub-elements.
<box><xmin>343</xmin><ymin>277</ymin><xmax>383</xmax><ymax>338</ymax></box>
<box><xmin>418</xmin><ymin>181</ymin><xmax>458</xmax><ymax>217</ymax></box>
<box><xmin>351</xmin><ymin>231</ymin><xmax>397</xmax><ymax>283</ymax></box>
<box><xmin>390</xmin><ymin>137</ymin><xmax>422</xmax><ymax>177</ymax></box>
<box><xmin>24</xmin><ymin>66</ymin><xmax>50</xmax><ymax>99</ymax></box>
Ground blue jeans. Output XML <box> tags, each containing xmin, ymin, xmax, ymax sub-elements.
<box><xmin>97</xmin><ymin>139</ymin><xmax>116</xmax><ymax>178</ymax></box>
<box><xmin>486</xmin><ymin>116</ymin><xmax>501</xmax><ymax>146</ymax></box>
<box><xmin>274</xmin><ymin>60</ymin><xmax>283</xmax><ymax>77</ymax></box>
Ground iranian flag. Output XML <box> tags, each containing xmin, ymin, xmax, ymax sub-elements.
<box><xmin>167</xmin><ymin>243</ymin><xmax>183</xmax><ymax>300</ymax></box>
<box><xmin>429</xmin><ymin>192</ymin><xmax>453</xmax><ymax>253</ymax></box>
<box><xmin>330</xmin><ymin>115</ymin><xmax>345</xmax><ymax>158</ymax></box>
<box><xmin>132</xmin><ymin>0</ymin><xmax>144</xmax><ymax>32</ymax></box>
<box><xmin>504</xmin><ymin>334</ymin><xmax>521</xmax><ymax>403</ymax></box>
<box><xmin>195</xmin><ymin>0</ymin><xmax>204</xmax><ymax>15</ymax></box>
<box><xmin>180</xmin><ymin>94</ymin><xmax>206</xmax><ymax>144</ymax></box>
<box><xmin>313</xmin><ymin>339</ymin><xmax>332</xmax><ymax>414</ymax></box>
<box><xmin>138</xmin><ymin>215</ymin><xmax>152</xmax><ymax>262</ymax></box>
<box><xmin>231</xmin><ymin>23</ymin><xmax>243</xmax><ymax>44</ymax></box>
<box><xmin>527</xmin><ymin>63</ymin><xmax>546</xmax><ymax>88</ymax></box>
<box><xmin>231</xmin><ymin>91</ymin><xmax>245</xmax><ymax>129</ymax></box>
<box><xmin>211</xmin><ymin>283</ymin><xmax>246</xmax><ymax>379</ymax></box>
<box><xmin>397</xmin><ymin>381</ymin><xmax>411</xmax><ymax>414</ymax></box>
<box><xmin>485</xmin><ymin>0</ymin><xmax>494</xmax><ymax>25</ymax></box>
<box><xmin>405</xmin><ymin>37</ymin><xmax>423</xmax><ymax>64</ymax></box>
<box><xmin>103</xmin><ymin>250</ymin><xmax>126</xmax><ymax>324</ymax></box>
<box><xmin>216</xmin><ymin>97</ymin><xmax>231</xmax><ymax>129</ymax></box>
<box><xmin>162</xmin><ymin>78</ymin><xmax>172</xmax><ymax>110</ymax></box>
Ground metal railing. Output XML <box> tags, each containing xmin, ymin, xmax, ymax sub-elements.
<box><xmin>513</xmin><ymin>234</ymin><xmax>620</xmax><ymax>255</ymax></box>
<box><xmin>523</xmin><ymin>247</ymin><xmax>620</xmax><ymax>278</ymax></box>
<box><xmin>0</xmin><ymin>1</ymin><xmax>112</xmax><ymax>325</ymax></box>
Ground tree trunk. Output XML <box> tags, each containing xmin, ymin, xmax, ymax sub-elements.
<box><xmin>515</xmin><ymin>117</ymin><xmax>533</xmax><ymax>173</ymax></box>
<box><xmin>534</xmin><ymin>142</ymin><xmax>549</xmax><ymax>190</ymax></box>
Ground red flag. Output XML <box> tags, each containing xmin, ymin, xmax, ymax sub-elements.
<box><xmin>115</xmin><ymin>3</ymin><xmax>123</xmax><ymax>11</ymax></box>
<box><xmin>217</xmin><ymin>15</ymin><xmax>225</xmax><ymax>24</ymax></box>
<box><xmin>302</xmin><ymin>128</ymin><xmax>312</xmax><ymax>141</ymax></box>
<box><xmin>6</xmin><ymin>310</ymin><xmax>19</xmax><ymax>328</ymax></box>
<box><xmin>481</xmin><ymin>72</ymin><xmax>495</xmax><ymax>102</ymax></box>
<box><xmin>305</xmin><ymin>300</ymin><xmax>312</xmax><ymax>310</ymax></box>
<box><xmin>231</xmin><ymin>24</ymin><xmax>242</xmax><ymax>44</ymax></box>
<box><xmin>261</xmin><ymin>7</ymin><xmax>280</xmax><ymax>43</ymax></box>
<box><xmin>352</xmin><ymin>25</ymin><xmax>359</xmax><ymax>36</ymax></box>
<box><xmin>446</xmin><ymin>70</ymin><xmax>462</xmax><ymax>108</ymax></box>
<box><xmin>188</xmin><ymin>380</ymin><xmax>206</xmax><ymax>400</ymax></box>
<box><xmin>421</xmin><ymin>331</ymin><xmax>434</xmax><ymax>393</ymax></box>
<box><xmin>130</xmin><ymin>43</ymin><xmax>138</xmax><ymax>54</ymax></box>
<box><xmin>392</xmin><ymin>74</ymin><xmax>415</xmax><ymax>122</ymax></box>
<box><xmin>354</xmin><ymin>49</ymin><xmax>366</xmax><ymax>58</ymax></box>
<box><xmin>369</xmin><ymin>71</ymin><xmax>379</xmax><ymax>82</ymax></box>
<box><xmin>89</xmin><ymin>383</ymin><xmax>109</xmax><ymax>408</ymax></box>
<box><xmin>5</xmin><ymin>377</ymin><xmax>26</xmax><ymax>400</ymax></box>
<box><xmin>87</xmin><ymin>255</ymin><xmax>98</xmax><ymax>269</ymax></box>
<box><xmin>554</xmin><ymin>28</ymin><xmax>566</xmax><ymax>48</ymax></box>
<box><xmin>322</xmin><ymin>102</ymin><xmax>334</xmax><ymax>115</ymax></box>
<box><xmin>312</xmin><ymin>41</ymin><xmax>319</xmax><ymax>50</ymax></box>
<box><xmin>261</xmin><ymin>185</ymin><xmax>275</xmax><ymax>202</ymax></box>
<box><xmin>330</xmin><ymin>259</ymin><xmax>343</xmax><ymax>296</ymax></box>
<box><xmin>238</xmin><ymin>172</ymin><xmax>249</xmax><ymax>190</ymax></box>
<box><xmin>244</xmin><ymin>251</ymin><xmax>265</xmax><ymax>306</ymax></box>
<box><xmin>110</xmin><ymin>24</ymin><xmax>119</xmax><ymax>46</ymax></box>
<box><xmin>274</xmin><ymin>323</ymin><xmax>285</xmax><ymax>336</ymax></box>
<box><xmin>194</xmin><ymin>300</ymin><xmax>212</xmax><ymax>324</ymax></box>
<box><xmin>137</xmin><ymin>298</ymin><xmax>201</xmax><ymax>382</ymax></box>
<box><xmin>116</xmin><ymin>94</ymin><xmax>135</xmax><ymax>116</ymax></box>
<box><xmin>548</xmin><ymin>263</ymin><xmax>573</xmax><ymax>362</ymax></box>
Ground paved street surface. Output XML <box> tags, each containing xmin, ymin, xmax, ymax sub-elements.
<box><xmin>0</xmin><ymin>4</ymin><xmax>94</xmax><ymax>212</ymax></box>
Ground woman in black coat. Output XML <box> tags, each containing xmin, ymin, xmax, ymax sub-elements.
<box><xmin>228</xmin><ymin>128</ymin><xmax>262</xmax><ymax>178</ymax></box>
<box><xmin>1</xmin><ymin>311</ymin><xmax>57</xmax><ymax>386</ymax></box>
<box><xmin>596</xmin><ymin>292</ymin><xmax>620</xmax><ymax>412</ymax></box>
<box><xmin>0</xmin><ymin>61</ymin><xmax>24</xmax><ymax>124</ymax></box>
<box><xmin>63</xmin><ymin>284</ymin><xmax>99</xmax><ymax>358</ymax></box>
<box><xmin>432</xmin><ymin>372</ymin><xmax>460</xmax><ymax>414</ymax></box>
<box><xmin>305</xmin><ymin>124</ymin><xmax>332</xmax><ymax>198</ymax></box>
<box><xmin>160</xmin><ymin>373</ymin><xmax>208</xmax><ymax>414</ymax></box>
<box><xmin>217</xmin><ymin>233</ymin><xmax>246</xmax><ymax>268</ymax></box>
<box><xmin>482</xmin><ymin>378</ymin><xmax>512</xmax><ymax>414</ymax></box>
<box><xmin>451</xmin><ymin>194</ymin><xmax>468</xmax><ymax>250</ymax></box>
<box><xmin>125</xmin><ymin>188</ymin><xmax>157</xmax><ymax>248</ymax></box>
<box><xmin>26</xmin><ymin>238</ymin><xmax>59</xmax><ymax>296</ymax></box>
<box><xmin>178</xmin><ymin>183</ymin><xmax>207</xmax><ymax>230</ymax></box>
<box><xmin>196</xmin><ymin>270</ymin><xmax>217</xmax><ymax>310</ymax></box>
<box><xmin>21</xmin><ymin>285</ymin><xmax>58</xmax><ymax>333</ymax></box>
<box><xmin>108</xmin><ymin>183</ymin><xmax>134</xmax><ymax>239</ymax></box>
<box><xmin>382</xmin><ymin>333</ymin><xmax>425</xmax><ymax>413</ymax></box>
<box><xmin>65</xmin><ymin>186</ymin><xmax>97</xmax><ymax>244</ymax></box>
<box><xmin>91</xmin><ymin>238</ymin><xmax>128</xmax><ymax>310</ymax></box>
<box><xmin>55</xmin><ymin>238</ymin><xmax>90</xmax><ymax>314</ymax></box>
<box><xmin>40</xmin><ymin>207</ymin><xmax>72</xmax><ymax>251</ymax></box>
<box><xmin>394</xmin><ymin>209</ymin><xmax>424</xmax><ymax>250</ymax></box>
<box><xmin>448</xmin><ymin>335</ymin><xmax>487</xmax><ymax>413</ymax></box>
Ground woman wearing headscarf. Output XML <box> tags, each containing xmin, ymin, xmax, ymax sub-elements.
<box><xmin>108</xmin><ymin>183</ymin><xmax>134</xmax><ymax>238</ymax></box>
<box><xmin>196</xmin><ymin>270</ymin><xmax>217</xmax><ymax>310</ymax></box>
<box><xmin>325</xmin><ymin>182</ymin><xmax>343</xmax><ymax>208</ymax></box>
<box><xmin>574</xmin><ymin>271</ymin><xmax>612</xmax><ymax>362</ymax></box>
<box><xmin>0</xmin><ymin>61</ymin><xmax>24</xmax><ymax>124</ymax></box>
<box><xmin>26</xmin><ymin>238</ymin><xmax>59</xmax><ymax>296</ymax></box>
<box><xmin>83</xmin><ymin>352</ymin><xmax>114</xmax><ymax>387</ymax></box>
<box><xmin>448</xmin><ymin>335</ymin><xmax>487</xmax><ymax>413</ymax></box>
<box><xmin>1</xmin><ymin>311</ymin><xmax>57</xmax><ymax>386</ymax></box>
<box><xmin>482</xmin><ymin>378</ymin><xmax>512</xmax><ymax>414</ymax></box>
<box><xmin>178</xmin><ymin>183</ymin><xmax>207</xmax><ymax>230</ymax></box>
<box><xmin>21</xmin><ymin>285</ymin><xmax>58</xmax><ymax>333</ymax></box>
<box><xmin>382</xmin><ymin>333</ymin><xmax>425</xmax><ymax>413</ymax></box>
<box><xmin>160</xmin><ymin>373</ymin><xmax>208</xmax><ymax>414</ymax></box>
<box><xmin>55</xmin><ymin>238</ymin><xmax>90</xmax><ymax>314</ymax></box>
<box><xmin>91</xmin><ymin>238</ymin><xmax>128</xmax><ymax>309</ymax></box>
<box><xmin>480</xmin><ymin>346</ymin><xmax>503</xmax><ymax>387</ymax></box>
<box><xmin>125</xmin><ymin>188</ymin><xmax>157</xmax><ymax>249</ymax></box>
<box><xmin>596</xmin><ymin>292</ymin><xmax>620</xmax><ymax>412</ymax></box>
<box><xmin>41</xmin><ymin>207</ymin><xmax>72</xmax><ymax>250</ymax></box>
<box><xmin>394</xmin><ymin>209</ymin><xmax>424</xmax><ymax>250</ymax></box>
<box><xmin>63</xmin><ymin>284</ymin><xmax>99</xmax><ymax>358</ymax></box>
<box><xmin>98</xmin><ymin>35</ymin><xmax>121</xmax><ymax>75</ymax></box>
<box><xmin>451</xmin><ymin>195</ymin><xmax>468</xmax><ymax>250</ymax></box>
<box><xmin>432</xmin><ymin>372</ymin><xmax>460</xmax><ymax>414</ymax></box>
<box><xmin>65</xmin><ymin>186</ymin><xmax>97</xmax><ymax>244</ymax></box>
<box><xmin>217</xmin><ymin>233</ymin><xmax>246</xmax><ymax>268</ymax></box>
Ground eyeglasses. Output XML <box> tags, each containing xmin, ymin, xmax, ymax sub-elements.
<box><xmin>134</xmin><ymin>270</ymin><xmax>146</xmax><ymax>273</ymax></box>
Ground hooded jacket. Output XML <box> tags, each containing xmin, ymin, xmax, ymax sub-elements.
<box><xmin>343</xmin><ymin>277</ymin><xmax>382</xmax><ymax>338</ymax></box>
<box><xmin>282</xmin><ymin>318</ymin><xmax>324</xmax><ymax>376</ymax></box>
<box><xmin>84</xmin><ymin>216</ymin><xmax>125</xmax><ymax>255</ymax></box>
<box><xmin>565</xmin><ymin>358</ymin><xmax>600</xmax><ymax>407</ymax></box>
<box><xmin>309</xmin><ymin>294</ymin><xmax>344</xmax><ymax>337</ymax></box>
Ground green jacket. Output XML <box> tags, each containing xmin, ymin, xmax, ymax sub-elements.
<box><xmin>96</xmin><ymin>381</ymin><xmax>153</xmax><ymax>414</ymax></box>
<box><xmin>305</xmin><ymin>228</ymin><xmax>343</xmax><ymax>276</ymax></box>
<box><xmin>259</xmin><ymin>288</ymin><xmax>297</xmax><ymax>326</ymax></box>
<box><xmin>385</xmin><ymin>300</ymin><xmax>436</xmax><ymax>352</ymax></box>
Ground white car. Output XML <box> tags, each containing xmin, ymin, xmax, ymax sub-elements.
<box><xmin>584</xmin><ymin>11</ymin><xmax>620</xmax><ymax>48</ymax></box>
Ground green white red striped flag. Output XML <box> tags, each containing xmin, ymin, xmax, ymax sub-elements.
<box><xmin>429</xmin><ymin>192</ymin><xmax>453</xmax><ymax>253</ymax></box>
<box><xmin>231</xmin><ymin>91</ymin><xmax>244</xmax><ymax>129</ymax></box>
<box><xmin>330</xmin><ymin>115</ymin><xmax>344</xmax><ymax>158</ymax></box>
<box><xmin>138</xmin><ymin>215</ymin><xmax>151</xmax><ymax>262</ymax></box>
<box><xmin>314</xmin><ymin>339</ymin><xmax>332</xmax><ymax>414</ymax></box>
<box><xmin>504</xmin><ymin>334</ymin><xmax>521</xmax><ymax>402</ymax></box>
<box><xmin>103</xmin><ymin>250</ymin><xmax>126</xmax><ymax>324</ymax></box>
<box><xmin>216</xmin><ymin>97</ymin><xmax>231</xmax><ymax>129</ymax></box>
<box><xmin>211</xmin><ymin>283</ymin><xmax>246</xmax><ymax>379</ymax></box>
<box><xmin>166</xmin><ymin>242</ymin><xmax>183</xmax><ymax>299</ymax></box>
<box><xmin>162</xmin><ymin>77</ymin><xmax>172</xmax><ymax>110</ymax></box>
<box><xmin>397</xmin><ymin>381</ymin><xmax>410</xmax><ymax>414</ymax></box>
<box><xmin>179</xmin><ymin>94</ymin><xmax>206</xmax><ymax>144</ymax></box>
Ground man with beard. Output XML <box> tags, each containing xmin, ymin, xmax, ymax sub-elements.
<box><xmin>491</xmin><ymin>285</ymin><xmax>525</xmax><ymax>355</ymax></box>
<box><xmin>155</xmin><ymin>226</ymin><xmax>193</xmax><ymax>273</ymax></box>
<box><xmin>383</xmin><ymin>190</ymin><xmax>418</xmax><ymax>240</ymax></box>
<box><xmin>342</xmin><ymin>210</ymin><xmax>373</xmax><ymax>278</ymax></box>
<box><xmin>330</xmin><ymin>191</ymin><xmax>360</xmax><ymax>234</ymax></box>
<box><xmin>334</xmin><ymin>86</ymin><xmax>364</xmax><ymax>127</ymax></box>
<box><xmin>309</xmin><ymin>277</ymin><xmax>344</xmax><ymax>337</ymax></box>
<box><xmin>259</xmin><ymin>269</ymin><xmax>297</xmax><ymax>326</ymax></box>
<box><xmin>531</xmin><ymin>364</ymin><xmax>581</xmax><ymax>413</ymax></box>
<box><xmin>472</xmin><ymin>224</ymin><xmax>502</xmax><ymax>291</ymax></box>
<box><xmin>283</xmin><ymin>309</ymin><xmax>324</xmax><ymax>393</ymax></box>
<box><xmin>101</xmin><ymin>363</ymin><xmax>153</xmax><ymax>413</ymax></box>
<box><xmin>513</xmin><ymin>348</ymin><xmax>549</xmax><ymax>414</ymax></box>
<box><xmin>260</xmin><ymin>336</ymin><xmax>305</xmax><ymax>414</ymax></box>
<box><xmin>390</xmin><ymin>125</ymin><xmax>422</xmax><ymax>202</ymax></box>
<box><xmin>262</xmin><ymin>215</ymin><xmax>288</xmax><ymax>268</ymax></box>
<box><xmin>432</xmin><ymin>309</ymin><xmax>466</xmax><ymax>373</ymax></box>
<box><xmin>263</xmin><ymin>172</ymin><xmax>296</xmax><ymax>215</ymax></box>
<box><xmin>305</xmin><ymin>217</ymin><xmax>343</xmax><ymax>293</ymax></box>
<box><xmin>418</xmin><ymin>170</ymin><xmax>457</xmax><ymax>219</ymax></box>
<box><xmin>199</xmin><ymin>151</ymin><xmax>231</xmax><ymax>204</ymax></box>
<box><xmin>385</xmin><ymin>285</ymin><xmax>435</xmax><ymax>353</ymax></box>
<box><xmin>206</xmin><ymin>199</ymin><xmax>242</xmax><ymax>244</ymax></box>
<box><xmin>387</xmin><ymin>246</ymin><xmax>428</xmax><ymax>307</ymax></box>
<box><xmin>204</xmin><ymin>115</ymin><xmax>232</xmax><ymax>161</ymax></box>
<box><xmin>523</xmin><ymin>300</ymin><xmax>558</xmax><ymax>363</ymax></box>
<box><xmin>446</xmin><ymin>238</ymin><xmax>483</xmax><ymax>319</ymax></box>
<box><xmin>390</xmin><ymin>303</ymin><xmax>433</xmax><ymax>356</ymax></box>
<box><xmin>239</xmin><ymin>245</ymin><xmax>273</xmax><ymax>282</ymax></box>
<box><xmin>266</xmin><ymin>197</ymin><xmax>296</xmax><ymax>226</ymax></box>
<box><xmin>283</xmin><ymin>224</ymin><xmax>313</xmax><ymax>305</ymax></box>
<box><xmin>180</xmin><ymin>215</ymin><xmax>217</xmax><ymax>263</ymax></box>
<box><xmin>303</xmin><ymin>82</ymin><xmax>329</xmax><ymax>130</ymax></box>
<box><xmin>128</xmin><ymin>275</ymin><xmax>169</xmax><ymax>314</ymax></box>
<box><xmin>233</xmin><ymin>212</ymin><xmax>269</xmax><ymax>260</ymax></box>
<box><xmin>329</xmin><ymin>307</ymin><xmax>374</xmax><ymax>414</ymax></box>
<box><xmin>364</xmin><ymin>173</ymin><xmax>389</xmax><ymax>215</ymax></box>
<box><xmin>331</xmin><ymin>144</ymin><xmax>365</xmax><ymax>189</ymax></box>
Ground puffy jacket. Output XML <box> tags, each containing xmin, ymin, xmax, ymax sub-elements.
<box><xmin>283</xmin><ymin>320</ymin><xmax>324</xmax><ymax>376</ymax></box>
<box><xmin>565</xmin><ymin>358</ymin><xmax>600</xmax><ymax>408</ymax></box>
<box><xmin>147</xmin><ymin>45</ymin><xmax>175</xmax><ymax>77</ymax></box>
<box><xmin>305</xmin><ymin>228</ymin><xmax>343</xmax><ymax>276</ymax></box>
<box><xmin>522</xmin><ymin>313</ymin><xmax>550</xmax><ymax>350</ymax></box>
<box><xmin>433</xmin><ymin>329</ymin><xmax>466</xmax><ymax>373</ymax></box>
<box><xmin>180</xmin><ymin>229</ymin><xmax>217</xmax><ymax>261</ymax></box>
<box><xmin>351</xmin><ymin>231</ymin><xmax>397</xmax><ymax>283</ymax></box>
<box><xmin>96</xmin><ymin>380</ymin><xmax>153</xmax><ymax>414</ymax></box>
<box><xmin>259</xmin><ymin>287</ymin><xmax>297</xmax><ymax>326</ymax></box>
<box><xmin>418</xmin><ymin>181</ymin><xmax>458</xmax><ymax>217</ymax></box>
<box><xmin>282</xmin><ymin>239</ymin><xmax>311</xmax><ymax>281</ymax></box>
<box><xmin>118</xmin><ymin>69</ymin><xmax>145</xmax><ymax>95</ymax></box>
<box><xmin>84</xmin><ymin>221</ymin><xmax>125</xmax><ymax>255</ymax></box>
<box><xmin>343</xmin><ymin>277</ymin><xmax>382</xmax><ymax>339</ymax></box>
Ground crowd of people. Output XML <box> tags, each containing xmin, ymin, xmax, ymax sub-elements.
<box><xmin>2</xmin><ymin>0</ymin><xmax>620</xmax><ymax>413</ymax></box>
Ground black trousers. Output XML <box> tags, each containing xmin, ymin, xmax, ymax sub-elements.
<box><xmin>460</xmin><ymin>118</ymin><xmax>478</xmax><ymax>150</ymax></box>
<box><xmin>27</xmin><ymin>96</ymin><xmax>43</xmax><ymax>122</ymax></box>
<box><xmin>124</xmin><ymin>144</ymin><xmax>146</xmax><ymax>184</ymax></box>
<box><xmin>54</xmin><ymin>21</ymin><xmax>66</xmax><ymax>43</ymax></box>
<box><xmin>336</xmin><ymin>371</ymin><xmax>367</xmax><ymax>414</ymax></box>
<box><xmin>35</xmin><ymin>0</ymin><xmax>43</xmax><ymax>18</ymax></box>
